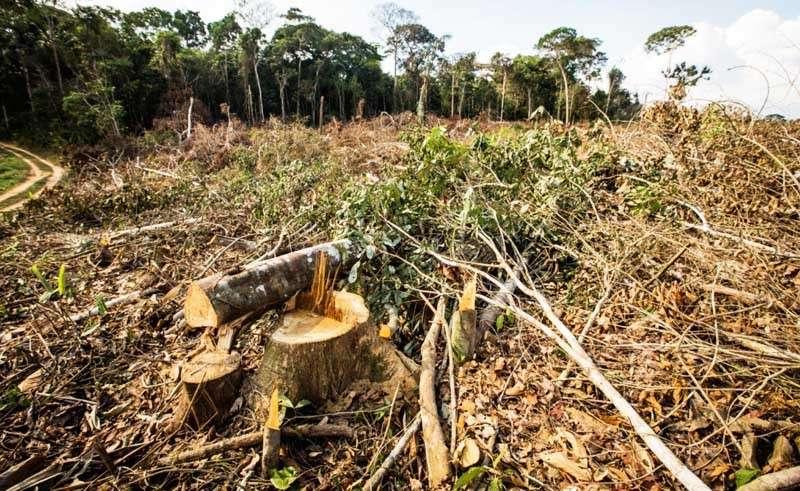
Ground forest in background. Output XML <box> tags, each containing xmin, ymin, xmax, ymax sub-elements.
<box><xmin>1</xmin><ymin>0</ymin><xmax>656</xmax><ymax>146</ymax></box>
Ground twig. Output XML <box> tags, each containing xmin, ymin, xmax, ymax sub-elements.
<box><xmin>363</xmin><ymin>413</ymin><xmax>422</xmax><ymax>491</ymax></box>
<box><xmin>644</xmin><ymin>244</ymin><xmax>689</xmax><ymax>288</ymax></box>
<box><xmin>237</xmin><ymin>453</ymin><xmax>259</xmax><ymax>490</ymax></box>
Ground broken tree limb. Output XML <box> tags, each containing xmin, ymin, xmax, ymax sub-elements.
<box><xmin>184</xmin><ymin>240</ymin><xmax>354</xmax><ymax>328</ymax></box>
<box><xmin>70</xmin><ymin>287</ymin><xmax>160</xmax><ymax>323</ymax></box>
<box><xmin>419</xmin><ymin>298</ymin><xmax>451</xmax><ymax>488</ymax></box>
<box><xmin>160</xmin><ymin>423</ymin><xmax>354</xmax><ymax>465</ymax></box>
<box><xmin>739</xmin><ymin>466</ymin><xmax>800</xmax><ymax>491</ymax></box>
<box><xmin>363</xmin><ymin>413</ymin><xmax>422</xmax><ymax>491</ymax></box>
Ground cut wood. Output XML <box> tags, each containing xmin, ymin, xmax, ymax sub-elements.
<box><xmin>173</xmin><ymin>350</ymin><xmax>242</xmax><ymax>430</ymax></box>
<box><xmin>160</xmin><ymin>423</ymin><xmax>354</xmax><ymax>465</ymax></box>
<box><xmin>419</xmin><ymin>298</ymin><xmax>450</xmax><ymax>487</ymax></box>
<box><xmin>184</xmin><ymin>240</ymin><xmax>354</xmax><ymax>328</ymax></box>
<box><xmin>450</xmin><ymin>276</ymin><xmax>477</xmax><ymax>363</ymax></box>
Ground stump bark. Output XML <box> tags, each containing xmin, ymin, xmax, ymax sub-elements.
<box><xmin>255</xmin><ymin>290</ymin><xmax>379</xmax><ymax>404</ymax></box>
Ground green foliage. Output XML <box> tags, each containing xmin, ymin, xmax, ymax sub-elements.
<box><xmin>0</xmin><ymin>387</ymin><xmax>30</xmax><ymax>412</ymax></box>
<box><xmin>269</xmin><ymin>466</ymin><xmax>298</xmax><ymax>490</ymax></box>
<box><xmin>645</xmin><ymin>25</ymin><xmax>696</xmax><ymax>55</ymax></box>
<box><xmin>95</xmin><ymin>296</ymin><xmax>108</xmax><ymax>316</ymax></box>
<box><xmin>0</xmin><ymin>151</ymin><xmax>30</xmax><ymax>194</ymax></box>
<box><xmin>454</xmin><ymin>466</ymin><xmax>489</xmax><ymax>490</ymax></box>
<box><xmin>734</xmin><ymin>468</ymin><xmax>760</xmax><ymax>488</ymax></box>
<box><xmin>625</xmin><ymin>184</ymin><xmax>662</xmax><ymax>216</ymax></box>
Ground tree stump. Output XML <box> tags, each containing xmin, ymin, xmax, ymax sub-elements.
<box><xmin>176</xmin><ymin>350</ymin><xmax>242</xmax><ymax>430</ymax></box>
<box><xmin>255</xmin><ymin>290</ymin><xmax>379</xmax><ymax>405</ymax></box>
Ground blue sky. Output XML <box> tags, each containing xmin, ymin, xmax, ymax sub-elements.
<box><xmin>75</xmin><ymin>0</ymin><xmax>800</xmax><ymax>116</ymax></box>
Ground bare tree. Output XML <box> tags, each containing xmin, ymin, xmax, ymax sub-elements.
<box><xmin>370</xmin><ymin>3</ymin><xmax>418</xmax><ymax>112</ymax></box>
<box><xmin>235</xmin><ymin>0</ymin><xmax>275</xmax><ymax>123</ymax></box>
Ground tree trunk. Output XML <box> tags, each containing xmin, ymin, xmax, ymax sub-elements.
<box><xmin>22</xmin><ymin>64</ymin><xmax>34</xmax><ymax>113</ymax></box>
<box><xmin>278</xmin><ymin>76</ymin><xmax>287</xmax><ymax>121</ymax></box>
<box><xmin>416</xmin><ymin>75</ymin><xmax>428</xmax><ymax>124</ymax></box>
<box><xmin>2</xmin><ymin>104</ymin><xmax>8</xmax><ymax>129</ymax></box>
<box><xmin>500</xmin><ymin>70</ymin><xmax>507</xmax><ymax>121</ymax></box>
<box><xmin>186</xmin><ymin>96</ymin><xmax>194</xmax><ymax>139</ymax></box>
<box><xmin>296</xmin><ymin>58</ymin><xmax>302</xmax><ymax>119</ymax></box>
<box><xmin>420</xmin><ymin>298</ymin><xmax>450</xmax><ymax>487</ymax></box>
<box><xmin>254</xmin><ymin>57</ymin><xmax>265</xmax><ymax>123</ymax></box>
<box><xmin>47</xmin><ymin>19</ymin><xmax>63</xmax><ymax>99</ymax></box>
<box><xmin>392</xmin><ymin>48</ymin><xmax>398</xmax><ymax>112</ymax></box>
<box><xmin>527</xmin><ymin>87</ymin><xmax>532</xmax><ymax>118</ymax></box>
<box><xmin>458</xmin><ymin>81</ymin><xmax>465</xmax><ymax>119</ymax></box>
<box><xmin>184</xmin><ymin>240</ymin><xmax>355</xmax><ymax>328</ymax></box>
<box><xmin>557</xmin><ymin>60</ymin><xmax>570</xmax><ymax>126</ymax></box>
<box><xmin>318</xmin><ymin>95</ymin><xmax>324</xmax><ymax>129</ymax></box>
<box><xmin>450</xmin><ymin>72</ymin><xmax>455</xmax><ymax>119</ymax></box>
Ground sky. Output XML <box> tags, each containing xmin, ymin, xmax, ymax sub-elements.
<box><xmin>73</xmin><ymin>0</ymin><xmax>800</xmax><ymax>117</ymax></box>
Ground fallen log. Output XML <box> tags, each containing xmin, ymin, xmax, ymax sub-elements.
<box><xmin>184</xmin><ymin>240</ymin><xmax>354</xmax><ymax>328</ymax></box>
<box><xmin>160</xmin><ymin>423</ymin><xmax>354</xmax><ymax>465</ymax></box>
<box><xmin>419</xmin><ymin>298</ymin><xmax>450</xmax><ymax>487</ymax></box>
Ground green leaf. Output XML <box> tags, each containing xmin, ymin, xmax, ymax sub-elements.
<box><xmin>269</xmin><ymin>466</ymin><xmax>298</xmax><ymax>490</ymax></box>
<box><xmin>95</xmin><ymin>296</ymin><xmax>108</xmax><ymax>316</ymax></box>
<box><xmin>495</xmin><ymin>314</ymin><xmax>505</xmax><ymax>331</ymax></box>
<box><xmin>57</xmin><ymin>264</ymin><xmax>68</xmax><ymax>297</ymax></box>
<box><xmin>735</xmin><ymin>468</ymin><xmax>760</xmax><ymax>488</ymax></box>
<box><xmin>453</xmin><ymin>466</ymin><xmax>488</xmax><ymax>490</ymax></box>
<box><xmin>365</xmin><ymin>244</ymin><xmax>376</xmax><ymax>259</ymax></box>
<box><xmin>31</xmin><ymin>263</ymin><xmax>51</xmax><ymax>291</ymax></box>
<box><xmin>293</xmin><ymin>399</ymin><xmax>311</xmax><ymax>410</ymax></box>
<box><xmin>278</xmin><ymin>394</ymin><xmax>294</xmax><ymax>409</ymax></box>
<box><xmin>488</xmin><ymin>477</ymin><xmax>504</xmax><ymax>491</ymax></box>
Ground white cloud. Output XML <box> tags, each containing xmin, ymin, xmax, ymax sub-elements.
<box><xmin>620</xmin><ymin>9</ymin><xmax>800</xmax><ymax>118</ymax></box>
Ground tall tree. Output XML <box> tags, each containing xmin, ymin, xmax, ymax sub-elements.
<box><xmin>235</xmin><ymin>0</ymin><xmax>274</xmax><ymax>122</ymax></box>
<box><xmin>370</xmin><ymin>2</ymin><xmax>418</xmax><ymax>112</ymax></box>
<box><xmin>390</xmin><ymin>23</ymin><xmax>445</xmax><ymax>123</ymax></box>
<box><xmin>645</xmin><ymin>25</ymin><xmax>710</xmax><ymax>101</ymax></box>
<box><xmin>536</xmin><ymin>27</ymin><xmax>606</xmax><ymax>125</ymax></box>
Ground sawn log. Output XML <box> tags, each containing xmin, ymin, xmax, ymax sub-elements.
<box><xmin>184</xmin><ymin>240</ymin><xmax>355</xmax><ymax>328</ymax></box>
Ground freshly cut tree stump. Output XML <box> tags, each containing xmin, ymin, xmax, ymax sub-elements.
<box><xmin>175</xmin><ymin>350</ymin><xmax>242</xmax><ymax>430</ymax></box>
<box><xmin>255</xmin><ymin>290</ymin><xmax>378</xmax><ymax>404</ymax></box>
<box><xmin>184</xmin><ymin>240</ymin><xmax>354</xmax><ymax>328</ymax></box>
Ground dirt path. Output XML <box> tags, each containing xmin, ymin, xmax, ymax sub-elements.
<box><xmin>0</xmin><ymin>143</ymin><xmax>65</xmax><ymax>212</ymax></box>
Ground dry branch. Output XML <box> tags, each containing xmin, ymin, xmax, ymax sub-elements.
<box><xmin>419</xmin><ymin>298</ymin><xmax>451</xmax><ymax>487</ymax></box>
<box><xmin>70</xmin><ymin>287</ymin><xmax>160</xmax><ymax>323</ymax></box>
<box><xmin>160</xmin><ymin>424</ymin><xmax>354</xmax><ymax>465</ymax></box>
